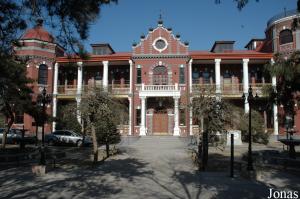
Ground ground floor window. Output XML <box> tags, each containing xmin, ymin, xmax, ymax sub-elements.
<box><xmin>180</xmin><ymin>108</ymin><xmax>185</xmax><ymax>126</ymax></box>
<box><xmin>136</xmin><ymin>109</ymin><xmax>141</xmax><ymax>125</ymax></box>
<box><xmin>15</xmin><ymin>111</ymin><xmax>24</xmax><ymax>124</ymax></box>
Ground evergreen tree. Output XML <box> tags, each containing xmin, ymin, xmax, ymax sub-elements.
<box><xmin>0</xmin><ymin>0</ymin><xmax>117</xmax><ymax>148</ymax></box>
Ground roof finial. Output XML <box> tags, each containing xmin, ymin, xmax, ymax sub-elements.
<box><xmin>284</xmin><ymin>7</ymin><xmax>287</xmax><ymax>17</ymax></box>
<box><xmin>158</xmin><ymin>10</ymin><xmax>163</xmax><ymax>25</ymax></box>
<box><xmin>36</xmin><ymin>18</ymin><xmax>44</xmax><ymax>27</ymax></box>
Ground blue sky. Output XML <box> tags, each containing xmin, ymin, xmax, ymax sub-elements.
<box><xmin>86</xmin><ymin>0</ymin><xmax>297</xmax><ymax>52</ymax></box>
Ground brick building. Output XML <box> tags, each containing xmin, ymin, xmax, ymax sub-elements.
<box><xmin>14</xmin><ymin>10</ymin><xmax>300</xmax><ymax>137</ymax></box>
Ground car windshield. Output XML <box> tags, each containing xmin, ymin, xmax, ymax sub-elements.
<box><xmin>53</xmin><ymin>131</ymin><xmax>64</xmax><ymax>135</ymax></box>
<box><xmin>71</xmin><ymin>132</ymin><xmax>81</xmax><ymax>137</ymax></box>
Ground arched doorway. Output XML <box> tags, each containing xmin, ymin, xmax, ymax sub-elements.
<box><xmin>153</xmin><ymin>65</ymin><xmax>168</xmax><ymax>85</ymax></box>
<box><xmin>147</xmin><ymin>97</ymin><xmax>173</xmax><ymax>135</ymax></box>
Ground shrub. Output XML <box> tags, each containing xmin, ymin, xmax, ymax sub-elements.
<box><xmin>56</xmin><ymin>103</ymin><xmax>82</xmax><ymax>134</ymax></box>
<box><xmin>228</xmin><ymin>105</ymin><xmax>269</xmax><ymax>145</ymax></box>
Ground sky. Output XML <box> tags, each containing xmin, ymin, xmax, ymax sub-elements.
<box><xmin>86</xmin><ymin>0</ymin><xmax>297</xmax><ymax>52</ymax></box>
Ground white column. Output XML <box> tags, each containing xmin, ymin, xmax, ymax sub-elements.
<box><xmin>102</xmin><ymin>61</ymin><xmax>109</xmax><ymax>90</ymax></box>
<box><xmin>140</xmin><ymin>97</ymin><xmax>146</xmax><ymax>136</ymax></box>
<box><xmin>52</xmin><ymin>97</ymin><xmax>57</xmax><ymax>132</ymax></box>
<box><xmin>243</xmin><ymin>59</ymin><xmax>250</xmax><ymax>113</ymax></box>
<box><xmin>76</xmin><ymin>98</ymin><xmax>81</xmax><ymax>124</ymax></box>
<box><xmin>214</xmin><ymin>59</ymin><xmax>221</xmax><ymax>93</ymax></box>
<box><xmin>129</xmin><ymin>60</ymin><xmax>133</xmax><ymax>93</ymax></box>
<box><xmin>53</xmin><ymin>62</ymin><xmax>59</xmax><ymax>95</ymax></box>
<box><xmin>173</xmin><ymin>97</ymin><xmax>180</xmax><ymax>136</ymax></box>
<box><xmin>76</xmin><ymin>62</ymin><xmax>83</xmax><ymax>124</ymax></box>
<box><xmin>52</xmin><ymin>62</ymin><xmax>59</xmax><ymax>131</ymax></box>
<box><xmin>77</xmin><ymin>62</ymin><xmax>83</xmax><ymax>95</ymax></box>
<box><xmin>271</xmin><ymin>58</ymin><xmax>279</xmax><ymax>135</ymax></box>
<box><xmin>189</xmin><ymin>59</ymin><xmax>193</xmax><ymax>93</ymax></box>
<box><xmin>128</xmin><ymin>97</ymin><xmax>132</xmax><ymax>136</ymax></box>
<box><xmin>189</xmin><ymin>98</ymin><xmax>193</xmax><ymax>136</ymax></box>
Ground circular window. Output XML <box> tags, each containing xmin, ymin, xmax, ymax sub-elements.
<box><xmin>155</xmin><ymin>39</ymin><xmax>166</xmax><ymax>50</ymax></box>
<box><xmin>153</xmin><ymin>37</ymin><xmax>168</xmax><ymax>52</ymax></box>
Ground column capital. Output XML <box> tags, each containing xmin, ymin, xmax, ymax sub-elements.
<box><xmin>270</xmin><ymin>58</ymin><xmax>275</xmax><ymax>65</ymax></box>
<box><xmin>272</xmin><ymin>76</ymin><xmax>277</xmax><ymax>87</ymax></box>
<box><xmin>214</xmin><ymin>58</ymin><xmax>221</xmax><ymax>63</ymax></box>
<box><xmin>102</xmin><ymin>60</ymin><xmax>109</xmax><ymax>65</ymax></box>
<box><xmin>243</xmin><ymin>58</ymin><xmax>249</xmax><ymax>63</ymax></box>
<box><xmin>54</xmin><ymin>62</ymin><xmax>59</xmax><ymax>67</ymax></box>
<box><xmin>77</xmin><ymin>61</ymin><xmax>83</xmax><ymax>67</ymax></box>
<box><xmin>129</xmin><ymin>60</ymin><xmax>133</xmax><ymax>65</ymax></box>
<box><xmin>173</xmin><ymin>96</ymin><xmax>180</xmax><ymax>100</ymax></box>
<box><xmin>140</xmin><ymin>96</ymin><xmax>146</xmax><ymax>100</ymax></box>
<box><xmin>188</xmin><ymin>59</ymin><xmax>193</xmax><ymax>65</ymax></box>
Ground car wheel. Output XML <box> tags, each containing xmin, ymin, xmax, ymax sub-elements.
<box><xmin>48</xmin><ymin>140</ymin><xmax>55</xmax><ymax>146</ymax></box>
<box><xmin>76</xmin><ymin>140</ymin><xmax>83</xmax><ymax>147</ymax></box>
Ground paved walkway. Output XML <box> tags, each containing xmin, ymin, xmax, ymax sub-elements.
<box><xmin>0</xmin><ymin>136</ymin><xmax>299</xmax><ymax>199</ymax></box>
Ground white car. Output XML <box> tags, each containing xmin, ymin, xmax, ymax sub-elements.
<box><xmin>45</xmin><ymin>130</ymin><xmax>92</xmax><ymax>147</ymax></box>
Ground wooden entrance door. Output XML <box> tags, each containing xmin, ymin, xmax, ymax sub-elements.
<box><xmin>152</xmin><ymin>112</ymin><xmax>168</xmax><ymax>134</ymax></box>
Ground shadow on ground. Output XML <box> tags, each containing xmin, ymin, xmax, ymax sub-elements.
<box><xmin>0</xmin><ymin>156</ymin><xmax>153</xmax><ymax>199</ymax></box>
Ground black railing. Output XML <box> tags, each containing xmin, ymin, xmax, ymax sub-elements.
<box><xmin>267</xmin><ymin>9</ymin><xmax>298</xmax><ymax>28</ymax></box>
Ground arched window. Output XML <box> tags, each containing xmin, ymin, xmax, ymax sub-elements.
<box><xmin>38</xmin><ymin>64</ymin><xmax>48</xmax><ymax>85</ymax></box>
<box><xmin>279</xmin><ymin>29</ymin><xmax>293</xmax><ymax>45</ymax></box>
<box><xmin>153</xmin><ymin>65</ymin><xmax>168</xmax><ymax>85</ymax></box>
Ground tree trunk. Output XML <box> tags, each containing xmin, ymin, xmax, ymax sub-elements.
<box><xmin>1</xmin><ymin>104</ymin><xmax>14</xmax><ymax>149</ymax></box>
<box><xmin>91</xmin><ymin>124</ymin><xmax>98</xmax><ymax>163</ymax></box>
<box><xmin>1</xmin><ymin>119</ymin><xmax>13</xmax><ymax>149</ymax></box>
<box><xmin>202</xmin><ymin>130</ymin><xmax>208</xmax><ymax>171</ymax></box>
<box><xmin>35</xmin><ymin>124</ymin><xmax>38</xmax><ymax>146</ymax></box>
<box><xmin>106</xmin><ymin>143</ymin><xmax>110</xmax><ymax>158</ymax></box>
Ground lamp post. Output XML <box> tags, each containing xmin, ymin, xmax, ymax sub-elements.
<box><xmin>242</xmin><ymin>86</ymin><xmax>258</xmax><ymax>171</ymax></box>
<box><xmin>37</xmin><ymin>87</ymin><xmax>52</xmax><ymax>165</ymax></box>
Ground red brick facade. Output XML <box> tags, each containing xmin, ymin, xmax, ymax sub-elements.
<box><xmin>13</xmin><ymin>10</ymin><xmax>300</xmax><ymax>138</ymax></box>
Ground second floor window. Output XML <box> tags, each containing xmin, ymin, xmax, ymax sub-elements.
<box><xmin>153</xmin><ymin>65</ymin><xmax>168</xmax><ymax>85</ymax></box>
<box><xmin>179</xmin><ymin>67</ymin><xmax>185</xmax><ymax>84</ymax></box>
<box><xmin>137</xmin><ymin>68</ymin><xmax>142</xmax><ymax>84</ymax></box>
<box><xmin>279</xmin><ymin>29</ymin><xmax>293</xmax><ymax>45</ymax></box>
<box><xmin>38</xmin><ymin>64</ymin><xmax>48</xmax><ymax>85</ymax></box>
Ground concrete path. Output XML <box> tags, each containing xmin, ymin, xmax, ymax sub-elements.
<box><xmin>0</xmin><ymin>136</ymin><xmax>299</xmax><ymax>199</ymax></box>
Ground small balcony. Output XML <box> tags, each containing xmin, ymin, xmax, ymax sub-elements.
<box><xmin>138</xmin><ymin>84</ymin><xmax>181</xmax><ymax>97</ymax></box>
<box><xmin>143</xmin><ymin>84</ymin><xmax>179</xmax><ymax>91</ymax></box>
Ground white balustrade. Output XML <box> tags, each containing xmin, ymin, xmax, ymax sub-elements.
<box><xmin>142</xmin><ymin>84</ymin><xmax>179</xmax><ymax>91</ymax></box>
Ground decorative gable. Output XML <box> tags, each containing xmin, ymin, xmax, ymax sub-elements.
<box><xmin>133</xmin><ymin>24</ymin><xmax>189</xmax><ymax>55</ymax></box>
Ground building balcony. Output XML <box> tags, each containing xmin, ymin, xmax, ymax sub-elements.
<box><xmin>138</xmin><ymin>84</ymin><xmax>181</xmax><ymax>97</ymax></box>
<box><xmin>56</xmin><ymin>83</ymin><xmax>130</xmax><ymax>98</ymax></box>
<box><xmin>192</xmin><ymin>83</ymin><xmax>272</xmax><ymax>97</ymax></box>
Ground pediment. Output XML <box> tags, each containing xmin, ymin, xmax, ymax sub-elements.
<box><xmin>133</xmin><ymin>25</ymin><xmax>189</xmax><ymax>55</ymax></box>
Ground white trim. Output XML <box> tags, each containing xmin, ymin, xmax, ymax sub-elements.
<box><xmin>15</xmin><ymin>46</ymin><xmax>55</xmax><ymax>53</ymax></box>
<box><xmin>152</xmin><ymin>37</ymin><xmax>168</xmax><ymax>53</ymax></box>
<box><xmin>20</xmin><ymin>39</ymin><xmax>56</xmax><ymax>46</ymax></box>
<box><xmin>132</xmin><ymin>25</ymin><xmax>187</xmax><ymax>52</ymax></box>
<box><xmin>270</xmin><ymin>14</ymin><xmax>300</xmax><ymax>28</ymax></box>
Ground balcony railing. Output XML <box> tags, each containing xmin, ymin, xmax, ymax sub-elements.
<box><xmin>57</xmin><ymin>84</ymin><xmax>130</xmax><ymax>96</ymax></box>
<box><xmin>192</xmin><ymin>83</ymin><xmax>272</xmax><ymax>97</ymax></box>
<box><xmin>142</xmin><ymin>84</ymin><xmax>178</xmax><ymax>91</ymax></box>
